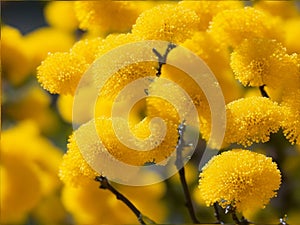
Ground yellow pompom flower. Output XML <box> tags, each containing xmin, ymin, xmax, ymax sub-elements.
<box><xmin>1</xmin><ymin>26</ymin><xmax>32</xmax><ymax>85</ymax></box>
<box><xmin>96</xmin><ymin>116</ymin><xmax>178</xmax><ymax>166</ymax></box>
<box><xmin>209</xmin><ymin>7</ymin><xmax>283</xmax><ymax>47</ymax></box>
<box><xmin>37</xmin><ymin>52</ymin><xmax>88</xmax><ymax>95</ymax></box>
<box><xmin>44</xmin><ymin>1</ymin><xmax>78</xmax><ymax>31</ymax></box>
<box><xmin>281</xmin><ymin>90</ymin><xmax>300</xmax><ymax>145</ymax></box>
<box><xmin>224</xmin><ymin>97</ymin><xmax>283</xmax><ymax>147</ymax></box>
<box><xmin>179</xmin><ymin>1</ymin><xmax>243</xmax><ymax>31</ymax></box>
<box><xmin>74</xmin><ymin>1</ymin><xmax>143</xmax><ymax>35</ymax></box>
<box><xmin>198</xmin><ymin>149</ymin><xmax>281</xmax><ymax>214</ymax></box>
<box><xmin>132</xmin><ymin>4</ymin><xmax>201</xmax><ymax>43</ymax></box>
<box><xmin>230</xmin><ymin>38</ymin><xmax>299</xmax><ymax>90</ymax></box>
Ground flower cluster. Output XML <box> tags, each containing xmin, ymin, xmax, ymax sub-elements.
<box><xmin>2</xmin><ymin>1</ymin><xmax>300</xmax><ymax>224</ymax></box>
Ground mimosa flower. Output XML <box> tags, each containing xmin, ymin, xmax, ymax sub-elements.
<box><xmin>224</xmin><ymin>97</ymin><xmax>283</xmax><ymax>147</ymax></box>
<box><xmin>59</xmin><ymin>116</ymin><xmax>178</xmax><ymax>187</ymax></box>
<box><xmin>209</xmin><ymin>7</ymin><xmax>283</xmax><ymax>47</ymax></box>
<box><xmin>74</xmin><ymin>1</ymin><xmax>145</xmax><ymax>35</ymax></box>
<box><xmin>132</xmin><ymin>3</ymin><xmax>201</xmax><ymax>43</ymax></box>
<box><xmin>37</xmin><ymin>52</ymin><xmax>88</xmax><ymax>95</ymax></box>
<box><xmin>281</xmin><ymin>89</ymin><xmax>300</xmax><ymax>145</ymax></box>
<box><xmin>179</xmin><ymin>1</ymin><xmax>243</xmax><ymax>31</ymax></box>
<box><xmin>230</xmin><ymin>38</ymin><xmax>299</xmax><ymax>90</ymax></box>
<box><xmin>198</xmin><ymin>149</ymin><xmax>281</xmax><ymax>214</ymax></box>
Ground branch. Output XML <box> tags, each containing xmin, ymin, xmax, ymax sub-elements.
<box><xmin>175</xmin><ymin>121</ymin><xmax>200</xmax><ymax>223</ymax></box>
<box><xmin>152</xmin><ymin>42</ymin><xmax>176</xmax><ymax>77</ymax></box>
<box><xmin>95</xmin><ymin>176</ymin><xmax>150</xmax><ymax>225</ymax></box>
<box><xmin>213</xmin><ymin>203</ymin><xmax>223</xmax><ymax>224</ymax></box>
<box><xmin>259</xmin><ymin>85</ymin><xmax>269</xmax><ymax>98</ymax></box>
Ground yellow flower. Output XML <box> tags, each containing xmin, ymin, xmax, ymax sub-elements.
<box><xmin>281</xmin><ymin>89</ymin><xmax>300</xmax><ymax>145</ymax></box>
<box><xmin>1</xmin><ymin>26</ymin><xmax>32</xmax><ymax>85</ymax></box>
<box><xmin>37</xmin><ymin>52</ymin><xmax>88</xmax><ymax>95</ymax></box>
<box><xmin>224</xmin><ymin>97</ymin><xmax>283</xmax><ymax>147</ymax></box>
<box><xmin>209</xmin><ymin>7</ymin><xmax>283</xmax><ymax>47</ymax></box>
<box><xmin>132</xmin><ymin>3</ymin><xmax>201</xmax><ymax>43</ymax></box>
<box><xmin>198</xmin><ymin>149</ymin><xmax>281</xmax><ymax>214</ymax></box>
<box><xmin>59</xmin><ymin>131</ymin><xmax>99</xmax><ymax>188</ymax></box>
<box><xmin>44</xmin><ymin>1</ymin><xmax>78</xmax><ymax>31</ymax></box>
<box><xmin>96</xmin><ymin>116</ymin><xmax>178</xmax><ymax>166</ymax></box>
<box><xmin>59</xmin><ymin>114</ymin><xmax>179</xmax><ymax>187</ymax></box>
<box><xmin>74</xmin><ymin>1</ymin><xmax>145</xmax><ymax>35</ymax></box>
<box><xmin>62</xmin><ymin>174</ymin><xmax>166</xmax><ymax>224</ymax></box>
<box><xmin>230</xmin><ymin>38</ymin><xmax>299</xmax><ymax>90</ymax></box>
<box><xmin>37</xmin><ymin>34</ymin><xmax>136</xmax><ymax>96</ymax></box>
<box><xmin>1</xmin><ymin>120</ymin><xmax>63</xmax><ymax>223</ymax></box>
<box><xmin>179</xmin><ymin>1</ymin><xmax>243</xmax><ymax>31</ymax></box>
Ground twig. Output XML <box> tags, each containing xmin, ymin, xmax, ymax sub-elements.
<box><xmin>95</xmin><ymin>176</ymin><xmax>147</xmax><ymax>225</ymax></box>
<box><xmin>152</xmin><ymin>43</ymin><xmax>176</xmax><ymax>77</ymax></box>
<box><xmin>259</xmin><ymin>85</ymin><xmax>269</xmax><ymax>98</ymax></box>
<box><xmin>213</xmin><ymin>203</ymin><xmax>223</xmax><ymax>224</ymax></box>
<box><xmin>231</xmin><ymin>211</ymin><xmax>241</xmax><ymax>225</ymax></box>
<box><xmin>175</xmin><ymin>121</ymin><xmax>200</xmax><ymax>223</ymax></box>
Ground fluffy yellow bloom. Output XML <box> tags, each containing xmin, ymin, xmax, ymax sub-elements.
<box><xmin>44</xmin><ymin>1</ymin><xmax>78</xmax><ymax>31</ymax></box>
<box><xmin>1</xmin><ymin>121</ymin><xmax>63</xmax><ymax>223</ymax></box>
<box><xmin>209</xmin><ymin>7</ymin><xmax>283</xmax><ymax>47</ymax></box>
<box><xmin>198</xmin><ymin>149</ymin><xmax>281</xmax><ymax>214</ymax></box>
<box><xmin>1</xmin><ymin>26</ymin><xmax>32</xmax><ymax>85</ymax></box>
<box><xmin>179</xmin><ymin>1</ymin><xmax>243</xmax><ymax>31</ymax></box>
<box><xmin>62</xmin><ymin>175</ymin><xmax>166</xmax><ymax>224</ymax></box>
<box><xmin>59</xmin><ymin>132</ymin><xmax>99</xmax><ymax>187</ymax></box>
<box><xmin>281</xmin><ymin>90</ymin><xmax>300</xmax><ymax>145</ymax></box>
<box><xmin>96</xmin><ymin>116</ymin><xmax>178</xmax><ymax>166</ymax></box>
<box><xmin>224</xmin><ymin>97</ymin><xmax>283</xmax><ymax>147</ymax></box>
<box><xmin>37</xmin><ymin>52</ymin><xmax>88</xmax><ymax>95</ymax></box>
<box><xmin>71</xmin><ymin>37</ymin><xmax>103</xmax><ymax>64</ymax></box>
<box><xmin>74</xmin><ymin>1</ymin><xmax>144</xmax><ymax>35</ymax></box>
<box><xmin>37</xmin><ymin>34</ymin><xmax>136</xmax><ymax>95</ymax></box>
<box><xmin>231</xmin><ymin>38</ymin><xmax>299</xmax><ymax>90</ymax></box>
<box><xmin>132</xmin><ymin>4</ymin><xmax>200</xmax><ymax>43</ymax></box>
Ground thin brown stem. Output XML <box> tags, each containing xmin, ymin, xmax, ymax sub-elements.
<box><xmin>213</xmin><ymin>203</ymin><xmax>223</xmax><ymax>224</ymax></box>
<box><xmin>152</xmin><ymin>42</ymin><xmax>176</xmax><ymax>77</ymax></box>
<box><xmin>175</xmin><ymin>121</ymin><xmax>200</xmax><ymax>223</ymax></box>
<box><xmin>95</xmin><ymin>176</ymin><xmax>148</xmax><ymax>225</ymax></box>
<box><xmin>259</xmin><ymin>85</ymin><xmax>269</xmax><ymax>98</ymax></box>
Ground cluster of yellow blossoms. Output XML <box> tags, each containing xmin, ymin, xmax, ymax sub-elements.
<box><xmin>2</xmin><ymin>0</ymin><xmax>300</xmax><ymax>224</ymax></box>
